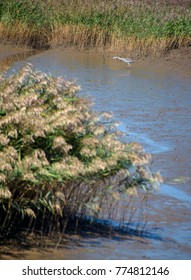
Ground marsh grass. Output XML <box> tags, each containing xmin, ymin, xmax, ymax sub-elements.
<box><xmin>0</xmin><ymin>0</ymin><xmax>190</xmax><ymax>55</ymax></box>
<box><xmin>0</xmin><ymin>65</ymin><xmax>161</xmax><ymax>236</ymax></box>
<box><xmin>0</xmin><ymin>22</ymin><xmax>49</xmax><ymax>49</ymax></box>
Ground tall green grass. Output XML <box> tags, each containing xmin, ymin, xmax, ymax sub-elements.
<box><xmin>0</xmin><ymin>0</ymin><xmax>190</xmax><ymax>54</ymax></box>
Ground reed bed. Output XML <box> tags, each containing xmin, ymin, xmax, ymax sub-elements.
<box><xmin>0</xmin><ymin>0</ymin><xmax>190</xmax><ymax>55</ymax></box>
<box><xmin>0</xmin><ymin>65</ymin><xmax>162</xmax><ymax>236</ymax></box>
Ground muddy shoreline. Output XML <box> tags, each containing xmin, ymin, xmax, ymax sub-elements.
<box><xmin>1</xmin><ymin>44</ymin><xmax>191</xmax><ymax>78</ymax></box>
<box><xmin>137</xmin><ymin>46</ymin><xmax>191</xmax><ymax>79</ymax></box>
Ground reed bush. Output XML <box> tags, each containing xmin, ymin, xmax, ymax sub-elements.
<box><xmin>0</xmin><ymin>65</ymin><xmax>162</xmax><ymax>236</ymax></box>
<box><xmin>0</xmin><ymin>0</ymin><xmax>190</xmax><ymax>54</ymax></box>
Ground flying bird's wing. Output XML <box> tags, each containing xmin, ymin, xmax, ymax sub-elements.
<box><xmin>123</xmin><ymin>58</ymin><xmax>134</xmax><ymax>63</ymax></box>
<box><xmin>113</xmin><ymin>56</ymin><xmax>134</xmax><ymax>67</ymax></box>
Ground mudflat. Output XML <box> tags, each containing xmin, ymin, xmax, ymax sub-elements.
<box><xmin>137</xmin><ymin>46</ymin><xmax>191</xmax><ymax>79</ymax></box>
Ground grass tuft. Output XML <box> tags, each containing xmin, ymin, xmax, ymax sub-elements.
<box><xmin>0</xmin><ymin>64</ymin><xmax>161</xmax><ymax>236</ymax></box>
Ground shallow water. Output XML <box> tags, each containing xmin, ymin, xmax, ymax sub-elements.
<box><xmin>1</xmin><ymin>47</ymin><xmax>191</xmax><ymax>259</ymax></box>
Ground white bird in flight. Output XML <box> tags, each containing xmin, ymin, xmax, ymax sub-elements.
<box><xmin>113</xmin><ymin>56</ymin><xmax>134</xmax><ymax>67</ymax></box>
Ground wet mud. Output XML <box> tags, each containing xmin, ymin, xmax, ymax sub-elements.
<box><xmin>0</xmin><ymin>44</ymin><xmax>40</xmax><ymax>72</ymax></box>
<box><xmin>137</xmin><ymin>46</ymin><xmax>191</xmax><ymax>79</ymax></box>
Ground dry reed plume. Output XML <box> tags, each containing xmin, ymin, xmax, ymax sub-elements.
<box><xmin>0</xmin><ymin>65</ymin><xmax>162</xmax><ymax>236</ymax></box>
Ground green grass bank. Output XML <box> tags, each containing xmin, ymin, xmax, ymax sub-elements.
<box><xmin>0</xmin><ymin>0</ymin><xmax>191</xmax><ymax>56</ymax></box>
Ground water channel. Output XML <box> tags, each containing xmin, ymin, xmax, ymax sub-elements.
<box><xmin>0</xmin><ymin>46</ymin><xmax>191</xmax><ymax>259</ymax></box>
